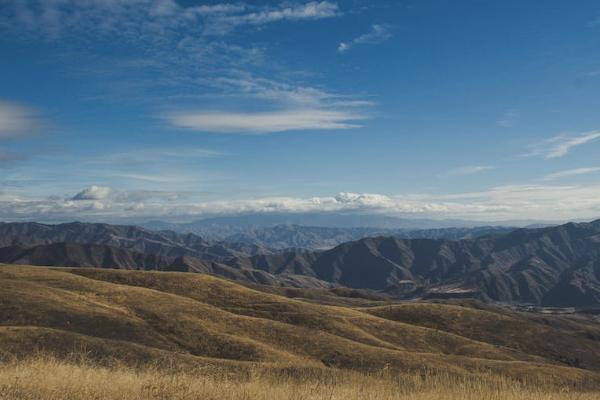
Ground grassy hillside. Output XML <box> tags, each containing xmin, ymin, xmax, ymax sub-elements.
<box><xmin>1</xmin><ymin>264</ymin><xmax>600</xmax><ymax>393</ymax></box>
<box><xmin>2</xmin><ymin>357</ymin><xmax>600</xmax><ymax>400</ymax></box>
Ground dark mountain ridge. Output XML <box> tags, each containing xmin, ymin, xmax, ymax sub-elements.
<box><xmin>1</xmin><ymin>220</ymin><xmax>600</xmax><ymax>307</ymax></box>
<box><xmin>230</xmin><ymin>220</ymin><xmax>600</xmax><ymax>306</ymax></box>
<box><xmin>0</xmin><ymin>241</ymin><xmax>332</xmax><ymax>289</ymax></box>
<box><xmin>0</xmin><ymin>221</ymin><xmax>269</xmax><ymax>260</ymax></box>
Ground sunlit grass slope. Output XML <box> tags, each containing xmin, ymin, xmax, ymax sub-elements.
<box><xmin>1</xmin><ymin>264</ymin><xmax>600</xmax><ymax>392</ymax></box>
<box><xmin>2</xmin><ymin>357</ymin><xmax>600</xmax><ymax>400</ymax></box>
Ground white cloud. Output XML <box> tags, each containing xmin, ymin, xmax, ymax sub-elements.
<box><xmin>178</xmin><ymin>74</ymin><xmax>373</xmax><ymax>133</ymax></box>
<box><xmin>337</xmin><ymin>42</ymin><xmax>350</xmax><ymax>53</ymax></box>
<box><xmin>0</xmin><ymin>100</ymin><xmax>41</xmax><ymax>138</ymax></box>
<box><xmin>206</xmin><ymin>74</ymin><xmax>367</xmax><ymax>108</ymax></box>
<box><xmin>194</xmin><ymin>4</ymin><xmax>247</xmax><ymax>15</ymax></box>
<box><xmin>3</xmin><ymin>184</ymin><xmax>600</xmax><ymax>222</ymax></box>
<box><xmin>527</xmin><ymin>131</ymin><xmax>600</xmax><ymax>159</ymax></box>
<box><xmin>496</xmin><ymin>110</ymin><xmax>519</xmax><ymax>128</ymax></box>
<box><xmin>337</xmin><ymin>24</ymin><xmax>392</xmax><ymax>53</ymax></box>
<box><xmin>167</xmin><ymin>109</ymin><xmax>366</xmax><ymax>133</ymax></box>
<box><xmin>71</xmin><ymin>186</ymin><xmax>113</xmax><ymax>201</ymax></box>
<box><xmin>206</xmin><ymin>1</ymin><xmax>340</xmax><ymax>34</ymax></box>
<box><xmin>1</xmin><ymin>1</ymin><xmax>365</xmax><ymax>135</ymax></box>
<box><xmin>542</xmin><ymin>167</ymin><xmax>600</xmax><ymax>181</ymax></box>
<box><xmin>2</xmin><ymin>1</ymin><xmax>340</xmax><ymax>38</ymax></box>
<box><xmin>444</xmin><ymin>165</ymin><xmax>495</xmax><ymax>177</ymax></box>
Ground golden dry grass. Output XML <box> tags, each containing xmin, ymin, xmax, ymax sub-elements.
<box><xmin>0</xmin><ymin>356</ymin><xmax>598</xmax><ymax>400</ymax></box>
<box><xmin>2</xmin><ymin>264</ymin><xmax>600</xmax><ymax>398</ymax></box>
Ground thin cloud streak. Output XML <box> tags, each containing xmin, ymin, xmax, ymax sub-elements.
<box><xmin>167</xmin><ymin>109</ymin><xmax>366</xmax><ymax>133</ymax></box>
<box><xmin>1</xmin><ymin>1</ymin><xmax>364</xmax><ymax>135</ymax></box>
<box><xmin>443</xmin><ymin>165</ymin><xmax>495</xmax><ymax>177</ymax></box>
<box><xmin>338</xmin><ymin>24</ymin><xmax>392</xmax><ymax>53</ymax></box>
<box><xmin>2</xmin><ymin>1</ymin><xmax>340</xmax><ymax>38</ymax></box>
<box><xmin>496</xmin><ymin>110</ymin><xmax>519</xmax><ymax>128</ymax></box>
<box><xmin>527</xmin><ymin>131</ymin><xmax>600</xmax><ymax>159</ymax></box>
<box><xmin>542</xmin><ymin>167</ymin><xmax>600</xmax><ymax>181</ymax></box>
<box><xmin>205</xmin><ymin>1</ymin><xmax>340</xmax><ymax>35</ymax></box>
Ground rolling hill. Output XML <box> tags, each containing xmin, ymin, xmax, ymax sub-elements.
<box><xmin>2</xmin><ymin>264</ymin><xmax>600</xmax><ymax>387</ymax></box>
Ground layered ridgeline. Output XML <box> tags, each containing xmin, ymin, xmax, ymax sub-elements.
<box><xmin>142</xmin><ymin>220</ymin><xmax>515</xmax><ymax>249</ymax></box>
<box><xmin>1</xmin><ymin>220</ymin><xmax>600</xmax><ymax>306</ymax></box>
<box><xmin>218</xmin><ymin>225</ymin><xmax>515</xmax><ymax>250</ymax></box>
<box><xmin>2</xmin><ymin>265</ymin><xmax>600</xmax><ymax>387</ymax></box>
<box><xmin>0</xmin><ymin>222</ymin><xmax>326</xmax><ymax>288</ymax></box>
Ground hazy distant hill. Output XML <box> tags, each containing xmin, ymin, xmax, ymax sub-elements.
<box><xmin>141</xmin><ymin>212</ymin><xmax>537</xmax><ymax>237</ymax></box>
<box><xmin>142</xmin><ymin>213</ymin><xmax>487</xmax><ymax>231</ymax></box>
<box><xmin>222</xmin><ymin>224</ymin><xmax>516</xmax><ymax>250</ymax></box>
<box><xmin>141</xmin><ymin>219</ymin><xmax>516</xmax><ymax>250</ymax></box>
<box><xmin>1</xmin><ymin>220</ymin><xmax>600</xmax><ymax>307</ymax></box>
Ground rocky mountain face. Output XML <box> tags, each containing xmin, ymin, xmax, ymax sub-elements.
<box><xmin>1</xmin><ymin>220</ymin><xmax>600</xmax><ymax>307</ymax></box>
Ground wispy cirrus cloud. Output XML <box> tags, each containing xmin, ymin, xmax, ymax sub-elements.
<box><xmin>0</xmin><ymin>100</ymin><xmax>42</xmax><ymax>138</ymax></box>
<box><xmin>1</xmin><ymin>1</ymin><xmax>340</xmax><ymax>39</ymax></box>
<box><xmin>167</xmin><ymin>109</ymin><xmax>365</xmax><ymax>134</ymax></box>
<box><xmin>2</xmin><ymin>1</ymin><xmax>364</xmax><ymax>135</ymax></box>
<box><xmin>165</xmin><ymin>73</ymin><xmax>372</xmax><ymax>133</ymax></box>
<box><xmin>337</xmin><ymin>24</ymin><xmax>392</xmax><ymax>53</ymax></box>
<box><xmin>542</xmin><ymin>167</ymin><xmax>600</xmax><ymax>181</ymax></box>
<box><xmin>203</xmin><ymin>74</ymin><xmax>374</xmax><ymax>107</ymax></box>
<box><xmin>204</xmin><ymin>1</ymin><xmax>340</xmax><ymax>35</ymax></box>
<box><xmin>496</xmin><ymin>110</ymin><xmax>519</xmax><ymax>128</ymax></box>
<box><xmin>526</xmin><ymin>131</ymin><xmax>600</xmax><ymax>159</ymax></box>
<box><xmin>443</xmin><ymin>165</ymin><xmax>495</xmax><ymax>177</ymax></box>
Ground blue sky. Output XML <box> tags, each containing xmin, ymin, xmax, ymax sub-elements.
<box><xmin>1</xmin><ymin>0</ymin><xmax>600</xmax><ymax>222</ymax></box>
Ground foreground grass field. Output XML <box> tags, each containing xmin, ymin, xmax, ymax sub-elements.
<box><xmin>1</xmin><ymin>264</ymin><xmax>600</xmax><ymax>398</ymax></box>
<box><xmin>1</xmin><ymin>357</ymin><xmax>599</xmax><ymax>400</ymax></box>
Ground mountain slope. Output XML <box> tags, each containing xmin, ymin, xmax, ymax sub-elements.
<box><xmin>2</xmin><ymin>264</ymin><xmax>600</xmax><ymax>386</ymax></box>
<box><xmin>0</xmin><ymin>221</ymin><xmax>269</xmax><ymax>260</ymax></box>
<box><xmin>0</xmin><ymin>242</ymin><xmax>333</xmax><ymax>289</ymax></box>
<box><xmin>1</xmin><ymin>220</ymin><xmax>600</xmax><ymax>306</ymax></box>
<box><xmin>245</xmin><ymin>220</ymin><xmax>600</xmax><ymax>306</ymax></box>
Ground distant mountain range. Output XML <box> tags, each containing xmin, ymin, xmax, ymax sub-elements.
<box><xmin>141</xmin><ymin>213</ymin><xmax>494</xmax><ymax>231</ymax></box>
<box><xmin>140</xmin><ymin>212</ymin><xmax>551</xmax><ymax>237</ymax></box>
<box><xmin>1</xmin><ymin>220</ymin><xmax>600</xmax><ymax>307</ymax></box>
<box><xmin>220</xmin><ymin>224</ymin><xmax>516</xmax><ymax>250</ymax></box>
<box><xmin>141</xmin><ymin>219</ymin><xmax>517</xmax><ymax>250</ymax></box>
